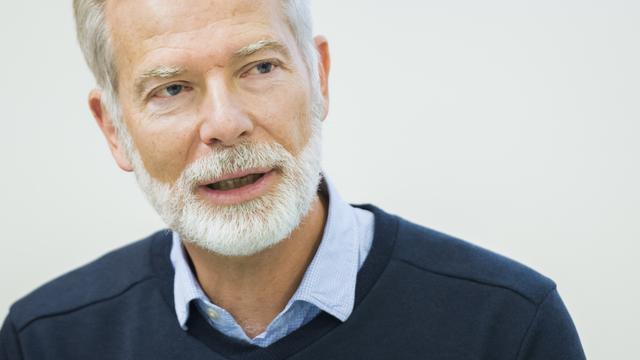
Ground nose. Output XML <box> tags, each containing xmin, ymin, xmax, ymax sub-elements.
<box><xmin>199</xmin><ymin>81</ymin><xmax>253</xmax><ymax>146</ymax></box>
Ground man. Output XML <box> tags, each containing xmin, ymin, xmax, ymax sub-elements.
<box><xmin>0</xmin><ymin>0</ymin><xmax>585</xmax><ymax>359</ymax></box>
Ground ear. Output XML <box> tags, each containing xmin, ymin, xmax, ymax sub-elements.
<box><xmin>88</xmin><ymin>89</ymin><xmax>134</xmax><ymax>172</ymax></box>
<box><xmin>313</xmin><ymin>35</ymin><xmax>331</xmax><ymax>121</ymax></box>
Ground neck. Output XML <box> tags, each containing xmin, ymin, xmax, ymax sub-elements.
<box><xmin>182</xmin><ymin>193</ymin><xmax>328</xmax><ymax>339</ymax></box>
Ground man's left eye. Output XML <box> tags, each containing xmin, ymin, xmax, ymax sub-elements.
<box><xmin>255</xmin><ymin>62</ymin><xmax>274</xmax><ymax>74</ymax></box>
<box><xmin>244</xmin><ymin>61</ymin><xmax>278</xmax><ymax>77</ymax></box>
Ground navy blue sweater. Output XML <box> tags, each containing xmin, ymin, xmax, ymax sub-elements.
<box><xmin>1</xmin><ymin>205</ymin><xmax>585</xmax><ymax>359</ymax></box>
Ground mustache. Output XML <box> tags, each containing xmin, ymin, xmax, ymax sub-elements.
<box><xmin>176</xmin><ymin>141</ymin><xmax>294</xmax><ymax>189</ymax></box>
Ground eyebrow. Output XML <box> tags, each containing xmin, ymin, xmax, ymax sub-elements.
<box><xmin>231</xmin><ymin>39</ymin><xmax>291</xmax><ymax>61</ymax></box>
<box><xmin>134</xmin><ymin>65</ymin><xmax>186</xmax><ymax>98</ymax></box>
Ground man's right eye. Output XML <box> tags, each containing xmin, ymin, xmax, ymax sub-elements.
<box><xmin>155</xmin><ymin>83</ymin><xmax>191</xmax><ymax>98</ymax></box>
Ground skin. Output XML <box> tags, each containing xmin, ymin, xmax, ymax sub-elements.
<box><xmin>88</xmin><ymin>0</ymin><xmax>331</xmax><ymax>337</ymax></box>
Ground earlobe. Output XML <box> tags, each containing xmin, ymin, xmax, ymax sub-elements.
<box><xmin>314</xmin><ymin>35</ymin><xmax>331</xmax><ymax>120</ymax></box>
<box><xmin>88</xmin><ymin>90</ymin><xmax>134</xmax><ymax>172</ymax></box>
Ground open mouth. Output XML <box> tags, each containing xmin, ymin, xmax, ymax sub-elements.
<box><xmin>206</xmin><ymin>173</ymin><xmax>266</xmax><ymax>191</ymax></box>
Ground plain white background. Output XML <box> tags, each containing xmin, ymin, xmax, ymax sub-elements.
<box><xmin>1</xmin><ymin>1</ymin><xmax>638</xmax><ymax>358</ymax></box>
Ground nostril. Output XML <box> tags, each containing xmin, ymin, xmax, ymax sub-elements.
<box><xmin>199</xmin><ymin>117</ymin><xmax>253</xmax><ymax>146</ymax></box>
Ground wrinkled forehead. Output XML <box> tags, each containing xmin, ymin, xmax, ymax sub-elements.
<box><xmin>104</xmin><ymin>0</ymin><xmax>291</xmax><ymax>73</ymax></box>
<box><xmin>105</xmin><ymin>0</ymin><xmax>284</xmax><ymax>36</ymax></box>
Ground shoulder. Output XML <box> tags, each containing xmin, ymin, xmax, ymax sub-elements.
<box><xmin>365</xmin><ymin>205</ymin><xmax>556</xmax><ymax>305</ymax></box>
<box><xmin>8</xmin><ymin>229</ymin><xmax>172</xmax><ymax>331</ymax></box>
<box><xmin>393</xmin><ymin>215</ymin><xmax>555</xmax><ymax>304</ymax></box>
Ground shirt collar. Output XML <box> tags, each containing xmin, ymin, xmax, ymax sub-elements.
<box><xmin>170</xmin><ymin>231</ymin><xmax>208</xmax><ymax>330</ymax></box>
<box><xmin>170</xmin><ymin>174</ymin><xmax>365</xmax><ymax>329</ymax></box>
<box><xmin>286</xmin><ymin>176</ymin><xmax>360</xmax><ymax>321</ymax></box>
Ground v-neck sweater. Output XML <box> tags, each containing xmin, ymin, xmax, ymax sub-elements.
<box><xmin>1</xmin><ymin>205</ymin><xmax>585</xmax><ymax>360</ymax></box>
<box><xmin>170</xmin><ymin>177</ymin><xmax>375</xmax><ymax>347</ymax></box>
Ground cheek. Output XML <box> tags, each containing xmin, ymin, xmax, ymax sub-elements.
<box><xmin>249</xmin><ymin>81</ymin><xmax>312</xmax><ymax>156</ymax></box>
<box><xmin>127</xmin><ymin>114</ymin><xmax>196</xmax><ymax>184</ymax></box>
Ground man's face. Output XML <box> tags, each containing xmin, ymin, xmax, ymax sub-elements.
<box><xmin>98</xmin><ymin>0</ymin><xmax>329</xmax><ymax>256</ymax></box>
<box><xmin>106</xmin><ymin>0</ymin><xmax>317</xmax><ymax>184</ymax></box>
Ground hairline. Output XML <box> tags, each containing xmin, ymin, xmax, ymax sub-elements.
<box><xmin>76</xmin><ymin>1</ymin><xmax>315</xmax><ymax>92</ymax></box>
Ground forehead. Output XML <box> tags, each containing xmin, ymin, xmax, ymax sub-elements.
<box><xmin>105</xmin><ymin>0</ymin><xmax>292</xmax><ymax>75</ymax></box>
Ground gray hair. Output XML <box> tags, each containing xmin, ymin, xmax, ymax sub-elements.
<box><xmin>73</xmin><ymin>0</ymin><xmax>320</xmax><ymax>152</ymax></box>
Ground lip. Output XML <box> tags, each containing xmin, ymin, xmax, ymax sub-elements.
<box><xmin>198</xmin><ymin>167</ymin><xmax>274</xmax><ymax>187</ymax></box>
<box><xmin>196</xmin><ymin>168</ymin><xmax>277</xmax><ymax>206</ymax></box>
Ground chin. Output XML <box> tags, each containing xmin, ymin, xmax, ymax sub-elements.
<box><xmin>132</xmin><ymin>119</ymin><xmax>324</xmax><ymax>257</ymax></box>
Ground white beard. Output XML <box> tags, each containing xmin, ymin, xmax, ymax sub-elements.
<box><xmin>128</xmin><ymin>119</ymin><xmax>323</xmax><ymax>257</ymax></box>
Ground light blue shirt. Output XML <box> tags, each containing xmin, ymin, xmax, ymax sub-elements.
<box><xmin>170</xmin><ymin>176</ymin><xmax>375</xmax><ymax>347</ymax></box>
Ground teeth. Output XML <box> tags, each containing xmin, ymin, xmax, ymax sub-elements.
<box><xmin>208</xmin><ymin>173</ymin><xmax>263</xmax><ymax>191</ymax></box>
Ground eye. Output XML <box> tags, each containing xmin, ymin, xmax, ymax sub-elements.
<box><xmin>255</xmin><ymin>62</ymin><xmax>274</xmax><ymax>74</ymax></box>
<box><xmin>155</xmin><ymin>83</ymin><xmax>192</xmax><ymax>98</ymax></box>
<box><xmin>242</xmin><ymin>61</ymin><xmax>279</xmax><ymax>78</ymax></box>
